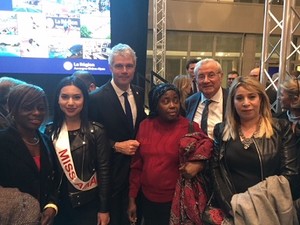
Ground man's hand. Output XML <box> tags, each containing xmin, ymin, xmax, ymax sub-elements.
<box><xmin>114</xmin><ymin>140</ymin><xmax>140</xmax><ymax>155</ymax></box>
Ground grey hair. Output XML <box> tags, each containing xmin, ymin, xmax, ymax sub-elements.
<box><xmin>108</xmin><ymin>43</ymin><xmax>137</xmax><ymax>66</ymax></box>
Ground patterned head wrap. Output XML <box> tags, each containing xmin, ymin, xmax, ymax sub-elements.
<box><xmin>148</xmin><ymin>83</ymin><xmax>180</xmax><ymax>118</ymax></box>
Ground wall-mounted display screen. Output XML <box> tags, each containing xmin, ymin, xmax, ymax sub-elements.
<box><xmin>0</xmin><ymin>0</ymin><xmax>111</xmax><ymax>75</ymax></box>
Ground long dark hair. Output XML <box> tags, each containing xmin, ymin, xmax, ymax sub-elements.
<box><xmin>51</xmin><ymin>76</ymin><xmax>89</xmax><ymax>139</ymax></box>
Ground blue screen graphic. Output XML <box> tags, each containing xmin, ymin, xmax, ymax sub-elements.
<box><xmin>0</xmin><ymin>0</ymin><xmax>111</xmax><ymax>75</ymax></box>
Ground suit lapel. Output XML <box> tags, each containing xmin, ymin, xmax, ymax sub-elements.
<box><xmin>131</xmin><ymin>85</ymin><xmax>143</xmax><ymax>127</ymax></box>
<box><xmin>192</xmin><ymin>93</ymin><xmax>202</xmax><ymax>120</ymax></box>
<box><xmin>105</xmin><ymin>82</ymin><xmax>133</xmax><ymax>132</ymax></box>
<box><xmin>222</xmin><ymin>88</ymin><xmax>228</xmax><ymax>120</ymax></box>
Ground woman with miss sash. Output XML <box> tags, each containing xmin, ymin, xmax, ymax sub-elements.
<box><xmin>46</xmin><ymin>76</ymin><xmax>111</xmax><ymax>225</ymax></box>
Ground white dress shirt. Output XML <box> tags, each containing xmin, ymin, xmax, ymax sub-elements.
<box><xmin>111</xmin><ymin>80</ymin><xmax>137</xmax><ymax>126</ymax></box>
<box><xmin>193</xmin><ymin>87</ymin><xmax>223</xmax><ymax>139</ymax></box>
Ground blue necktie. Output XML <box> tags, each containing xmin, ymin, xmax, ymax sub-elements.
<box><xmin>123</xmin><ymin>92</ymin><xmax>134</xmax><ymax>132</ymax></box>
<box><xmin>201</xmin><ymin>99</ymin><xmax>212</xmax><ymax>134</ymax></box>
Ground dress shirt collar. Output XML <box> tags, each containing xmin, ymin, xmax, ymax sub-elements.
<box><xmin>110</xmin><ymin>79</ymin><xmax>132</xmax><ymax>97</ymax></box>
<box><xmin>200</xmin><ymin>87</ymin><xmax>223</xmax><ymax>104</ymax></box>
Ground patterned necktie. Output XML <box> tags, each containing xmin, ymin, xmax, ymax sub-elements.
<box><xmin>122</xmin><ymin>92</ymin><xmax>134</xmax><ymax>132</ymax></box>
<box><xmin>201</xmin><ymin>99</ymin><xmax>212</xmax><ymax>134</ymax></box>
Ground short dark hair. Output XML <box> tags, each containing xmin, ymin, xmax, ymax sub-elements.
<box><xmin>0</xmin><ymin>77</ymin><xmax>26</xmax><ymax>105</ymax></box>
<box><xmin>71</xmin><ymin>71</ymin><xmax>96</xmax><ymax>89</ymax></box>
<box><xmin>227</xmin><ymin>71</ymin><xmax>239</xmax><ymax>76</ymax></box>
<box><xmin>185</xmin><ymin>59</ymin><xmax>199</xmax><ymax>70</ymax></box>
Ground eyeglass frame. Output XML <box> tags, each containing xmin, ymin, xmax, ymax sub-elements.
<box><xmin>197</xmin><ymin>71</ymin><xmax>221</xmax><ymax>81</ymax></box>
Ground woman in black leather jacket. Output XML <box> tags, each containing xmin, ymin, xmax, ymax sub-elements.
<box><xmin>277</xmin><ymin>76</ymin><xmax>300</xmax><ymax>147</ymax></box>
<box><xmin>210</xmin><ymin>76</ymin><xmax>299</xmax><ymax>217</ymax></box>
<box><xmin>46</xmin><ymin>76</ymin><xmax>110</xmax><ymax>225</ymax></box>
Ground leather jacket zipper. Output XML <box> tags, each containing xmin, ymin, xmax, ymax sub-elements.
<box><xmin>252</xmin><ymin>138</ymin><xmax>264</xmax><ymax>180</ymax></box>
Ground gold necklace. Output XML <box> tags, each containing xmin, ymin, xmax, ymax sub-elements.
<box><xmin>238</xmin><ymin>118</ymin><xmax>261</xmax><ymax>150</ymax></box>
<box><xmin>238</xmin><ymin>127</ymin><xmax>259</xmax><ymax>150</ymax></box>
<box><xmin>22</xmin><ymin>136</ymin><xmax>40</xmax><ymax>146</ymax></box>
<box><xmin>238</xmin><ymin>129</ymin><xmax>252</xmax><ymax>149</ymax></box>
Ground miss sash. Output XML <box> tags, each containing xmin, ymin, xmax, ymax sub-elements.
<box><xmin>53</xmin><ymin>122</ymin><xmax>97</xmax><ymax>191</ymax></box>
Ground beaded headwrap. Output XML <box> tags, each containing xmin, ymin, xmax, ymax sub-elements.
<box><xmin>148</xmin><ymin>83</ymin><xmax>180</xmax><ymax>118</ymax></box>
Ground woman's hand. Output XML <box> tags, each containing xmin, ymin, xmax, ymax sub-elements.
<box><xmin>41</xmin><ymin>208</ymin><xmax>56</xmax><ymax>225</ymax></box>
<box><xmin>128</xmin><ymin>197</ymin><xmax>137</xmax><ymax>224</ymax></box>
<box><xmin>179</xmin><ymin>161</ymin><xmax>205</xmax><ymax>179</ymax></box>
<box><xmin>97</xmin><ymin>212</ymin><xmax>110</xmax><ymax>225</ymax></box>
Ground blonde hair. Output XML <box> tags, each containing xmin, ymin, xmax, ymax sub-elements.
<box><xmin>223</xmin><ymin>76</ymin><xmax>273</xmax><ymax>141</ymax></box>
<box><xmin>172</xmin><ymin>75</ymin><xmax>192</xmax><ymax>110</ymax></box>
<box><xmin>280</xmin><ymin>77</ymin><xmax>300</xmax><ymax>109</ymax></box>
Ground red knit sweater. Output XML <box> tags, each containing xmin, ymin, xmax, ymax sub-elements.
<box><xmin>129</xmin><ymin>116</ymin><xmax>200</xmax><ymax>203</ymax></box>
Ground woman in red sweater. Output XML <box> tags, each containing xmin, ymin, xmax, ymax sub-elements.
<box><xmin>128</xmin><ymin>83</ymin><xmax>212</xmax><ymax>225</ymax></box>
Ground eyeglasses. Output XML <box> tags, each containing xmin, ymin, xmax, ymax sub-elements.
<box><xmin>197</xmin><ymin>72</ymin><xmax>220</xmax><ymax>81</ymax></box>
<box><xmin>113</xmin><ymin>63</ymin><xmax>135</xmax><ymax>70</ymax></box>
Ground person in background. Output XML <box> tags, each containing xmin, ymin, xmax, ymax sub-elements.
<box><xmin>186</xmin><ymin>59</ymin><xmax>199</xmax><ymax>94</ymax></box>
<box><xmin>0</xmin><ymin>84</ymin><xmax>59</xmax><ymax>225</ymax></box>
<box><xmin>172</xmin><ymin>74</ymin><xmax>192</xmax><ymax>116</ymax></box>
<box><xmin>0</xmin><ymin>76</ymin><xmax>26</xmax><ymax>129</ymax></box>
<box><xmin>277</xmin><ymin>76</ymin><xmax>300</xmax><ymax>143</ymax></box>
<box><xmin>210</xmin><ymin>76</ymin><xmax>299</xmax><ymax>220</ymax></box>
<box><xmin>89</xmin><ymin>43</ymin><xmax>147</xmax><ymax>225</ymax></box>
<box><xmin>71</xmin><ymin>70</ymin><xmax>99</xmax><ymax>93</ymax></box>
<box><xmin>249</xmin><ymin>67</ymin><xmax>260</xmax><ymax>81</ymax></box>
<box><xmin>185</xmin><ymin>58</ymin><xmax>227</xmax><ymax>139</ymax></box>
<box><xmin>128</xmin><ymin>83</ymin><xmax>211</xmax><ymax>225</ymax></box>
<box><xmin>46</xmin><ymin>76</ymin><xmax>110</xmax><ymax>225</ymax></box>
<box><xmin>227</xmin><ymin>71</ymin><xmax>239</xmax><ymax>88</ymax></box>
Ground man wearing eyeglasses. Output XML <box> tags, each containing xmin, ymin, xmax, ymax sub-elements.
<box><xmin>185</xmin><ymin>58</ymin><xmax>228</xmax><ymax>139</ymax></box>
<box><xmin>89</xmin><ymin>43</ymin><xmax>147</xmax><ymax>225</ymax></box>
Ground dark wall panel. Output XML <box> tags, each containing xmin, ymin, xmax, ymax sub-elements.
<box><xmin>111</xmin><ymin>0</ymin><xmax>149</xmax><ymax>87</ymax></box>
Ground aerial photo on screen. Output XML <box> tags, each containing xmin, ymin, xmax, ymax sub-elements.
<box><xmin>0</xmin><ymin>0</ymin><xmax>111</xmax><ymax>75</ymax></box>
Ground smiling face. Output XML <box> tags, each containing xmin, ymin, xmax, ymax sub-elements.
<box><xmin>234</xmin><ymin>86</ymin><xmax>261</xmax><ymax>122</ymax></box>
<box><xmin>110</xmin><ymin>54</ymin><xmax>135</xmax><ymax>91</ymax></box>
<box><xmin>197</xmin><ymin>61</ymin><xmax>222</xmax><ymax>99</ymax></box>
<box><xmin>157</xmin><ymin>90</ymin><xmax>180</xmax><ymax>122</ymax></box>
<box><xmin>58</xmin><ymin>85</ymin><xmax>84</xmax><ymax>120</ymax></box>
<box><xmin>15</xmin><ymin>98</ymin><xmax>46</xmax><ymax>132</ymax></box>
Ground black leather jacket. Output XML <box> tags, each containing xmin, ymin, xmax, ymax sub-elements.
<box><xmin>46</xmin><ymin>121</ymin><xmax>110</xmax><ymax>212</ymax></box>
<box><xmin>210</xmin><ymin>118</ymin><xmax>300</xmax><ymax>216</ymax></box>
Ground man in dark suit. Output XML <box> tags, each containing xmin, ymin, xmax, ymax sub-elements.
<box><xmin>89</xmin><ymin>43</ymin><xmax>147</xmax><ymax>225</ymax></box>
<box><xmin>186</xmin><ymin>59</ymin><xmax>200</xmax><ymax>94</ymax></box>
<box><xmin>186</xmin><ymin>58</ymin><xmax>227</xmax><ymax>139</ymax></box>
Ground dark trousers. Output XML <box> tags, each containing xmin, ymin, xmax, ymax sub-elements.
<box><xmin>54</xmin><ymin>197</ymin><xmax>98</xmax><ymax>225</ymax></box>
<box><xmin>141</xmin><ymin>193</ymin><xmax>172</xmax><ymax>225</ymax></box>
<box><xmin>109</xmin><ymin>188</ymin><xmax>130</xmax><ymax>225</ymax></box>
<box><xmin>109</xmin><ymin>188</ymin><xmax>144</xmax><ymax>225</ymax></box>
